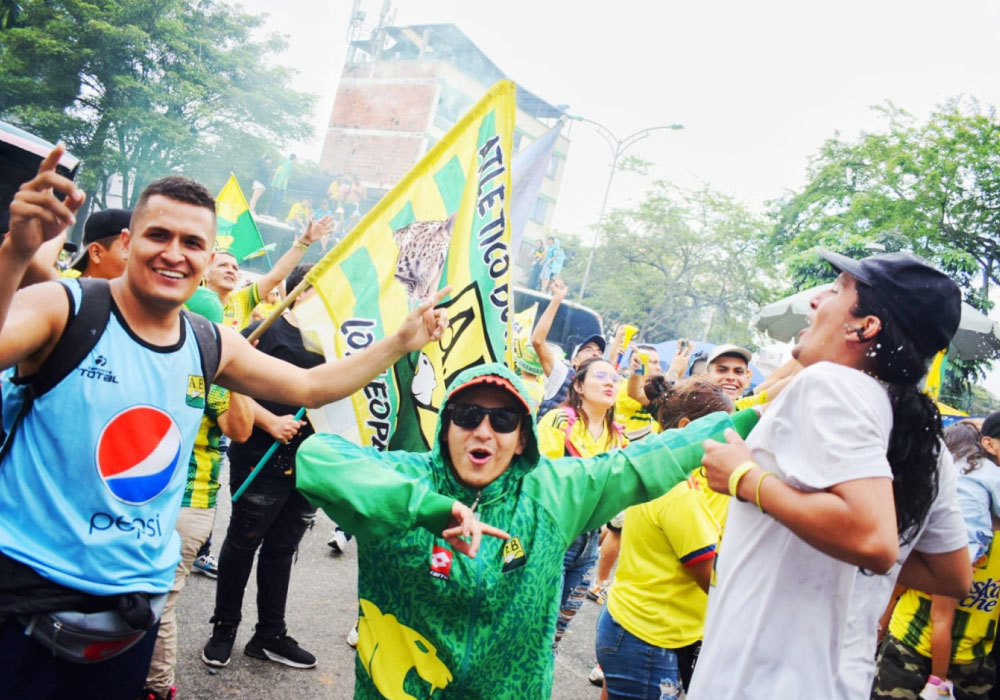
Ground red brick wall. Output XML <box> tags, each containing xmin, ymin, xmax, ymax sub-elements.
<box><xmin>328</xmin><ymin>83</ymin><xmax>435</xmax><ymax>131</ymax></box>
<box><xmin>320</xmin><ymin>132</ymin><xmax>424</xmax><ymax>188</ymax></box>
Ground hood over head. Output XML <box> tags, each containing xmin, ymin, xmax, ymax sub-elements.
<box><xmin>430</xmin><ymin>363</ymin><xmax>541</xmax><ymax>496</ymax></box>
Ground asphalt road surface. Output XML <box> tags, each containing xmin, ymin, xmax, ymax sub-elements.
<box><xmin>175</xmin><ymin>470</ymin><xmax>603</xmax><ymax>699</ymax></box>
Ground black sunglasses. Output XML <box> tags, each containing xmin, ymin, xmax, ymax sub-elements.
<box><xmin>447</xmin><ymin>403</ymin><xmax>522</xmax><ymax>433</ymax></box>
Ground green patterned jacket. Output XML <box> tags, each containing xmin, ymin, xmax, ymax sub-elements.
<box><xmin>296</xmin><ymin>363</ymin><xmax>758</xmax><ymax>700</ymax></box>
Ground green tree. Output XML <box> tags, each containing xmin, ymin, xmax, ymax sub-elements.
<box><xmin>0</xmin><ymin>0</ymin><xmax>314</xmax><ymax>225</ymax></box>
<box><xmin>770</xmin><ymin>99</ymin><xmax>1000</xmax><ymax>305</ymax></box>
<box><xmin>560</xmin><ymin>182</ymin><xmax>775</xmax><ymax>347</ymax></box>
<box><xmin>768</xmin><ymin>98</ymin><xmax>1000</xmax><ymax>395</ymax></box>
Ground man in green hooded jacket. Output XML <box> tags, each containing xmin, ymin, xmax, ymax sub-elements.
<box><xmin>296</xmin><ymin>362</ymin><xmax>760</xmax><ymax>700</ymax></box>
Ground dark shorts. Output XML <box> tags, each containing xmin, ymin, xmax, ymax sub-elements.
<box><xmin>872</xmin><ymin>634</ymin><xmax>996</xmax><ymax>700</ymax></box>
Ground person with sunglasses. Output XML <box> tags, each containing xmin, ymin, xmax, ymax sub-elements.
<box><xmin>537</xmin><ymin>357</ymin><xmax>627</xmax><ymax>650</ymax></box>
<box><xmin>295</xmin><ymin>362</ymin><xmax>763</xmax><ymax>700</ymax></box>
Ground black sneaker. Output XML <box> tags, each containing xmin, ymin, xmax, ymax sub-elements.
<box><xmin>202</xmin><ymin>622</ymin><xmax>238</xmax><ymax>667</ymax></box>
<box><xmin>244</xmin><ymin>631</ymin><xmax>317</xmax><ymax>669</ymax></box>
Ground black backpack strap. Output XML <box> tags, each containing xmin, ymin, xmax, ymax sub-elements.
<box><xmin>31</xmin><ymin>278</ymin><xmax>113</xmax><ymax>397</ymax></box>
<box><xmin>0</xmin><ymin>278</ymin><xmax>112</xmax><ymax>465</ymax></box>
<box><xmin>181</xmin><ymin>309</ymin><xmax>221</xmax><ymax>385</ymax></box>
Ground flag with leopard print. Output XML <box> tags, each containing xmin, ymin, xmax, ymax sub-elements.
<box><xmin>299</xmin><ymin>80</ymin><xmax>516</xmax><ymax>451</ymax></box>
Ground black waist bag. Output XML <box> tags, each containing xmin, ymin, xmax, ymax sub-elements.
<box><xmin>17</xmin><ymin>592</ymin><xmax>167</xmax><ymax>663</ymax></box>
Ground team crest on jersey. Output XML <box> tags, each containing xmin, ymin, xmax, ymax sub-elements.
<box><xmin>186</xmin><ymin>375</ymin><xmax>206</xmax><ymax>408</ymax></box>
<box><xmin>502</xmin><ymin>536</ymin><xmax>527</xmax><ymax>573</ymax></box>
<box><xmin>429</xmin><ymin>546</ymin><xmax>453</xmax><ymax>580</ymax></box>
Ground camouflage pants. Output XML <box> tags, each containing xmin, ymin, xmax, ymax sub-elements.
<box><xmin>872</xmin><ymin>634</ymin><xmax>996</xmax><ymax>700</ymax></box>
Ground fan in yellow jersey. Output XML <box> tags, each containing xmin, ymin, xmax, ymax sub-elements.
<box><xmin>597</xmin><ymin>377</ymin><xmax>734</xmax><ymax>699</ymax></box>
<box><xmin>873</xmin><ymin>535</ymin><xmax>1000</xmax><ymax>699</ymax></box>
<box><xmin>204</xmin><ymin>215</ymin><xmax>334</xmax><ymax>331</ymax></box>
<box><xmin>537</xmin><ymin>357</ymin><xmax>627</xmax><ymax>649</ymax></box>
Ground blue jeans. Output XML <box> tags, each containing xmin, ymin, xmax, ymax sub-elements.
<box><xmin>554</xmin><ymin>529</ymin><xmax>600</xmax><ymax>647</ymax></box>
<box><xmin>596</xmin><ymin>606</ymin><xmax>684</xmax><ymax>700</ymax></box>
<box><xmin>0</xmin><ymin>618</ymin><xmax>159</xmax><ymax>700</ymax></box>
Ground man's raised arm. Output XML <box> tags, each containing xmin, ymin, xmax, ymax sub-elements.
<box><xmin>531</xmin><ymin>278</ymin><xmax>567</xmax><ymax>377</ymax></box>
<box><xmin>215</xmin><ymin>287</ymin><xmax>451</xmax><ymax>408</ymax></box>
<box><xmin>0</xmin><ymin>146</ymin><xmax>85</xmax><ymax>372</ymax></box>
<box><xmin>254</xmin><ymin>216</ymin><xmax>335</xmax><ymax>298</ymax></box>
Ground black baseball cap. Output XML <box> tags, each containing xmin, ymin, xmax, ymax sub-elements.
<box><xmin>572</xmin><ymin>334</ymin><xmax>606</xmax><ymax>359</ymax></box>
<box><xmin>818</xmin><ymin>248</ymin><xmax>961</xmax><ymax>357</ymax></box>
<box><xmin>70</xmin><ymin>208</ymin><xmax>131</xmax><ymax>271</ymax></box>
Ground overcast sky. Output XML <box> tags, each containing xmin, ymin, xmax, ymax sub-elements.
<box><xmin>240</xmin><ymin>0</ymin><xmax>1000</xmax><ymax>391</ymax></box>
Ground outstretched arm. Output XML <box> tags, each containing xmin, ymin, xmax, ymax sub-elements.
<box><xmin>296</xmin><ymin>434</ymin><xmax>507</xmax><ymax>557</ymax></box>
<box><xmin>216</xmin><ymin>287</ymin><xmax>450</xmax><ymax>407</ymax></box>
<box><xmin>531</xmin><ymin>279</ymin><xmax>567</xmax><ymax>377</ymax></box>
<box><xmin>524</xmin><ymin>408</ymin><xmax>761</xmax><ymax>545</ymax></box>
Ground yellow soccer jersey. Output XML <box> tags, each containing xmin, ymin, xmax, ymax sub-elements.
<box><xmin>734</xmin><ymin>391</ymin><xmax>768</xmax><ymax>411</ymax></box>
<box><xmin>889</xmin><ymin>535</ymin><xmax>1000</xmax><ymax>662</ymax></box>
<box><xmin>537</xmin><ymin>407</ymin><xmax>627</xmax><ymax>459</ymax></box>
<box><xmin>222</xmin><ymin>282</ymin><xmax>261</xmax><ymax>331</ymax></box>
<box><xmin>607</xmin><ymin>473</ymin><xmax>723</xmax><ymax>648</ymax></box>
<box><xmin>183</xmin><ymin>385</ymin><xmax>231</xmax><ymax>509</ymax></box>
<box><xmin>614</xmin><ymin>383</ymin><xmax>661</xmax><ymax>442</ymax></box>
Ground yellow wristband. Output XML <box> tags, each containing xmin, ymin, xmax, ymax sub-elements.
<box><xmin>755</xmin><ymin>470</ymin><xmax>775</xmax><ymax>512</ymax></box>
<box><xmin>293</xmin><ymin>239</ymin><xmax>310</xmax><ymax>251</ymax></box>
<box><xmin>728</xmin><ymin>461</ymin><xmax>756</xmax><ymax>500</ymax></box>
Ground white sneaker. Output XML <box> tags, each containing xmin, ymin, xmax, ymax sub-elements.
<box><xmin>588</xmin><ymin>664</ymin><xmax>604</xmax><ymax>686</ymax></box>
<box><xmin>327</xmin><ymin>529</ymin><xmax>349</xmax><ymax>555</ymax></box>
<box><xmin>346</xmin><ymin>623</ymin><xmax>358</xmax><ymax>648</ymax></box>
<box><xmin>919</xmin><ymin>676</ymin><xmax>955</xmax><ymax>700</ymax></box>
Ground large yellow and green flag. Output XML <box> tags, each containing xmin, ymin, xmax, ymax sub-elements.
<box><xmin>299</xmin><ymin>80</ymin><xmax>516</xmax><ymax>451</ymax></box>
<box><xmin>215</xmin><ymin>175</ymin><xmax>271</xmax><ymax>267</ymax></box>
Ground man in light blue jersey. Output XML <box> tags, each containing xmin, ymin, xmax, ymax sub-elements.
<box><xmin>0</xmin><ymin>147</ymin><xmax>452</xmax><ymax>700</ymax></box>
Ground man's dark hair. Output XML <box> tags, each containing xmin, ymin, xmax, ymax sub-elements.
<box><xmin>132</xmin><ymin>176</ymin><xmax>216</xmax><ymax>229</ymax></box>
<box><xmin>286</xmin><ymin>263</ymin><xmax>313</xmax><ymax>296</ymax></box>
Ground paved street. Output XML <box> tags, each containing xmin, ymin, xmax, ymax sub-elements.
<box><xmin>175</xmin><ymin>473</ymin><xmax>603</xmax><ymax>699</ymax></box>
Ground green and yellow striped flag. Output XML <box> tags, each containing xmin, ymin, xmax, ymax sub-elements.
<box><xmin>215</xmin><ymin>175</ymin><xmax>271</xmax><ymax>267</ymax></box>
<box><xmin>298</xmin><ymin>80</ymin><xmax>516</xmax><ymax>451</ymax></box>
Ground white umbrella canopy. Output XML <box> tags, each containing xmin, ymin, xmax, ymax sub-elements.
<box><xmin>952</xmin><ymin>302</ymin><xmax>1000</xmax><ymax>361</ymax></box>
<box><xmin>754</xmin><ymin>286</ymin><xmax>1000</xmax><ymax>361</ymax></box>
<box><xmin>752</xmin><ymin>284</ymin><xmax>831</xmax><ymax>343</ymax></box>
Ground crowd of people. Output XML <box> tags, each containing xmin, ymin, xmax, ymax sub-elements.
<box><xmin>1</xmin><ymin>144</ymin><xmax>999</xmax><ymax>700</ymax></box>
<box><xmin>248</xmin><ymin>152</ymin><xmax>367</xmax><ymax>248</ymax></box>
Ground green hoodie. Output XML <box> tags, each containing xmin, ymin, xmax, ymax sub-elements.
<box><xmin>296</xmin><ymin>363</ymin><xmax>759</xmax><ymax>700</ymax></box>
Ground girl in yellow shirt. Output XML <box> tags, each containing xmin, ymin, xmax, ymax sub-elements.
<box><xmin>596</xmin><ymin>376</ymin><xmax>733</xmax><ymax>699</ymax></box>
<box><xmin>537</xmin><ymin>357</ymin><xmax>626</xmax><ymax>648</ymax></box>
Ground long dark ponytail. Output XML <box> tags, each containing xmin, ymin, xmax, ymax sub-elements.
<box><xmin>853</xmin><ymin>283</ymin><xmax>941</xmax><ymax>546</ymax></box>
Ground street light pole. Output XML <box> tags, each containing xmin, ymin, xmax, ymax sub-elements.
<box><xmin>572</xmin><ymin>117</ymin><xmax>683</xmax><ymax>302</ymax></box>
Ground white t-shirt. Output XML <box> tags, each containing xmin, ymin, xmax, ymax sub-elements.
<box><xmin>543</xmin><ymin>360</ymin><xmax>570</xmax><ymax>401</ymax></box>
<box><xmin>836</xmin><ymin>447</ymin><xmax>965</xmax><ymax>699</ymax></box>
<box><xmin>688</xmin><ymin>362</ymin><xmax>894</xmax><ymax>700</ymax></box>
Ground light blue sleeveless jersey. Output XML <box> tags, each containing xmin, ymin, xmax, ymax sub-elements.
<box><xmin>0</xmin><ymin>280</ymin><xmax>207</xmax><ymax>595</ymax></box>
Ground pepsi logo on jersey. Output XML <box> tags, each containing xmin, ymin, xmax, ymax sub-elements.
<box><xmin>96</xmin><ymin>406</ymin><xmax>183</xmax><ymax>505</ymax></box>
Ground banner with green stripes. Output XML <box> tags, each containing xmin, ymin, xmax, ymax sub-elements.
<box><xmin>299</xmin><ymin>80</ymin><xmax>515</xmax><ymax>451</ymax></box>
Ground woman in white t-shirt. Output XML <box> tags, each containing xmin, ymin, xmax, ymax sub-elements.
<box><xmin>687</xmin><ymin>249</ymin><xmax>971</xmax><ymax>700</ymax></box>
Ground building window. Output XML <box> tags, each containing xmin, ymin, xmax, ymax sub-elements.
<box><xmin>531</xmin><ymin>197</ymin><xmax>549</xmax><ymax>224</ymax></box>
<box><xmin>546</xmin><ymin>154</ymin><xmax>560</xmax><ymax>179</ymax></box>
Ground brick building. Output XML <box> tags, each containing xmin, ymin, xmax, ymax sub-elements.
<box><xmin>320</xmin><ymin>22</ymin><xmax>570</xmax><ymax>256</ymax></box>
